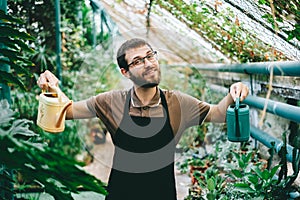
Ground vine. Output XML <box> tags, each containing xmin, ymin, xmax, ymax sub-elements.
<box><xmin>258</xmin><ymin>0</ymin><xmax>300</xmax><ymax>42</ymax></box>
<box><xmin>154</xmin><ymin>0</ymin><xmax>289</xmax><ymax>63</ymax></box>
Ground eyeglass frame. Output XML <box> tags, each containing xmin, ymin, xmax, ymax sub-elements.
<box><xmin>127</xmin><ymin>51</ymin><xmax>158</xmax><ymax>68</ymax></box>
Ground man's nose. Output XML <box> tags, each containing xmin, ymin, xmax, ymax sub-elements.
<box><xmin>143</xmin><ymin>58</ymin><xmax>152</xmax><ymax>67</ymax></box>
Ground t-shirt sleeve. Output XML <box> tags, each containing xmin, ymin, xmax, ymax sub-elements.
<box><xmin>85</xmin><ymin>90</ymin><xmax>126</xmax><ymax>136</ymax></box>
<box><xmin>85</xmin><ymin>91</ymin><xmax>113</xmax><ymax>128</ymax></box>
<box><xmin>86</xmin><ymin>96</ymin><xmax>98</xmax><ymax>116</ymax></box>
<box><xmin>175</xmin><ymin>91</ymin><xmax>210</xmax><ymax>127</ymax></box>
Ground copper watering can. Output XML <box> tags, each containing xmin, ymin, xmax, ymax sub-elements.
<box><xmin>37</xmin><ymin>85</ymin><xmax>72</xmax><ymax>133</ymax></box>
<box><xmin>226</xmin><ymin>97</ymin><xmax>250</xmax><ymax>142</ymax></box>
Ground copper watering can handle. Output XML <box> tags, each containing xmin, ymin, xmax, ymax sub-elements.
<box><xmin>46</xmin><ymin>84</ymin><xmax>72</xmax><ymax>129</ymax></box>
<box><xmin>55</xmin><ymin>101</ymin><xmax>72</xmax><ymax>128</ymax></box>
<box><xmin>48</xmin><ymin>84</ymin><xmax>64</xmax><ymax>102</ymax></box>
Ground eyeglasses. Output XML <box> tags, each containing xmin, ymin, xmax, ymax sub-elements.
<box><xmin>127</xmin><ymin>51</ymin><xmax>157</xmax><ymax>68</ymax></box>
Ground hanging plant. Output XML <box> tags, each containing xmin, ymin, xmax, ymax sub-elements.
<box><xmin>154</xmin><ymin>0</ymin><xmax>289</xmax><ymax>63</ymax></box>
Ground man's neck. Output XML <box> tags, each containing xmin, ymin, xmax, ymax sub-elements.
<box><xmin>133</xmin><ymin>86</ymin><xmax>158</xmax><ymax>106</ymax></box>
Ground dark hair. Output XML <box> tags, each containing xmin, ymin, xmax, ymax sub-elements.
<box><xmin>117</xmin><ymin>38</ymin><xmax>153</xmax><ymax>71</ymax></box>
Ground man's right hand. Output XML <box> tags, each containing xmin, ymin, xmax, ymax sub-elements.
<box><xmin>37</xmin><ymin>70</ymin><xmax>59</xmax><ymax>91</ymax></box>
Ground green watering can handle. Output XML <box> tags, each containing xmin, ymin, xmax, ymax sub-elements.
<box><xmin>235</xmin><ymin>97</ymin><xmax>240</xmax><ymax>110</ymax></box>
<box><xmin>235</xmin><ymin>97</ymin><xmax>240</xmax><ymax>138</ymax></box>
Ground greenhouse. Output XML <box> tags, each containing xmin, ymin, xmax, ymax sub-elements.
<box><xmin>0</xmin><ymin>0</ymin><xmax>300</xmax><ymax>199</ymax></box>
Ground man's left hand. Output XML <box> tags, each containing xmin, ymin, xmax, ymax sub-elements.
<box><xmin>229</xmin><ymin>82</ymin><xmax>249</xmax><ymax>101</ymax></box>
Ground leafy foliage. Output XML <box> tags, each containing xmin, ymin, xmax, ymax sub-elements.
<box><xmin>6</xmin><ymin>0</ymin><xmax>97</xmax><ymax>161</ymax></box>
<box><xmin>181</xmin><ymin>139</ymin><xmax>300</xmax><ymax>199</ymax></box>
<box><xmin>155</xmin><ymin>0</ymin><xmax>289</xmax><ymax>63</ymax></box>
<box><xmin>0</xmin><ymin>10</ymin><xmax>34</xmax><ymax>90</ymax></box>
<box><xmin>258</xmin><ymin>0</ymin><xmax>300</xmax><ymax>41</ymax></box>
<box><xmin>7</xmin><ymin>0</ymin><xmax>93</xmax><ymax>78</ymax></box>
<box><xmin>0</xmin><ymin>101</ymin><xmax>107</xmax><ymax>199</ymax></box>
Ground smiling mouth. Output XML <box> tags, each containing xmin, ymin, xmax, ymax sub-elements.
<box><xmin>143</xmin><ymin>68</ymin><xmax>156</xmax><ymax>76</ymax></box>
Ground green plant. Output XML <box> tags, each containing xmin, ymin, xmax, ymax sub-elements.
<box><xmin>257</xmin><ymin>0</ymin><xmax>300</xmax><ymax>42</ymax></box>
<box><xmin>0</xmin><ymin>101</ymin><xmax>107</xmax><ymax>199</ymax></box>
<box><xmin>186</xmin><ymin>167</ymin><xmax>227</xmax><ymax>200</ymax></box>
<box><xmin>11</xmin><ymin>88</ymin><xmax>40</xmax><ymax>121</ymax></box>
<box><xmin>0</xmin><ymin>10</ymin><xmax>34</xmax><ymax>90</ymax></box>
<box><xmin>30</xmin><ymin>45</ymin><xmax>55</xmax><ymax>73</ymax></box>
<box><xmin>155</xmin><ymin>0</ymin><xmax>289</xmax><ymax>63</ymax></box>
<box><xmin>226</xmin><ymin>150</ymin><xmax>278</xmax><ymax>198</ymax></box>
<box><xmin>177</xmin><ymin>154</ymin><xmax>205</xmax><ymax>174</ymax></box>
<box><xmin>224</xmin><ymin>133</ymin><xmax>300</xmax><ymax>199</ymax></box>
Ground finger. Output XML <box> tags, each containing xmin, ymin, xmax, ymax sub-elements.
<box><xmin>44</xmin><ymin>70</ymin><xmax>59</xmax><ymax>87</ymax></box>
<box><xmin>240</xmin><ymin>86</ymin><xmax>249</xmax><ymax>101</ymax></box>
<box><xmin>230</xmin><ymin>85</ymin><xmax>241</xmax><ymax>101</ymax></box>
<box><xmin>37</xmin><ymin>74</ymin><xmax>48</xmax><ymax>90</ymax></box>
<box><xmin>229</xmin><ymin>85</ymin><xmax>235</xmax><ymax>101</ymax></box>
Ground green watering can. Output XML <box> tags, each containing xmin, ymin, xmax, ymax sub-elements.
<box><xmin>226</xmin><ymin>97</ymin><xmax>250</xmax><ymax>142</ymax></box>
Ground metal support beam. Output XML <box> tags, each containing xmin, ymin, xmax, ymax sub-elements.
<box><xmin>250</xmin><ymin>126</ymin><xmax>295</xmax><ymax>162</ymax></box>
<box><xmin>90</xmin><ymin>0</ymin><xmax>100</xmax><ymax>48</ymax></box>
<box><xmin>0</xmin><ymin>0</ymin><xmax>11</xmax><ymax>104</ymax></box>
<box><xmin>0</xmin><ymin>3</ymin><xmax>14</xmax><ymax>200</ymax></box>
<box><xmin>171</xmin><ymin>61</ymin><xmax>300</xmax><ymax>76</ymax></box>
<box><xmin>55</xmin><ymin>0</ymin><xmax>62</xmax><ymax>82</ymax></box>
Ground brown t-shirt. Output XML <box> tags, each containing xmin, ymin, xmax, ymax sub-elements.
<box><xmin>86</xmin><ymin>88</ymin><xmax>210</xmax><ymax>144</ymax></box>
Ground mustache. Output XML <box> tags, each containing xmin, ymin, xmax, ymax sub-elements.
<box><xmin>142</xmin><ymin>67</ymin><xmax>156</xmax><ymax>76</ymax></box>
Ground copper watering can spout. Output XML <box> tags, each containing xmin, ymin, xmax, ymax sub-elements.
<box><xmin>37</xmin><ymin>85</ymin><xmax>72</xmax><ymax>133</ymax></box>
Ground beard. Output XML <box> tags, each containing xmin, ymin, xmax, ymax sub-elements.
<box><xmin>128</xmin><ymin>69</ymin><xmax>161</xmax><ymax>88</ymax></box>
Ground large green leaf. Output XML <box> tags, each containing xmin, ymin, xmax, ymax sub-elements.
<box><xmin>247</xmin><ymin>174</ymin><xmax>259</xmax><ymax>185</ymax></box>
<box><xmin>0</xmin><ymin>58</ymin><xmax>33</xmax><ymax>75</ymax></box>
<box><xmin>231</xmin><ymin>169</ymin><xmax>243</xmax><ymax>178</ymax></box>
<box><xmin>0</xmin><ymin>10</ymin><xmax>23</xmax><ymax>24</ymax></box>
<box><xmin>0</xmin><ymin>70</ymin><xmax>26</xmax><ymax>90</ymax></box>
<box><xmin>0</xmin><ymin>11</ymin><xmax>34</xmax><ymax>91</ymax></box>
<box><xmin>0</xmin><ymin>26</ymin><xmax>34</xmax><ymax>41</ymax></box>
<box><xmin>233</xmin><ymin>182</ymin><xmax>256</xmax><ymax>193</ymax></box>
<box><xmin>207</xmin><ymin>178</ymin><xmax>215</xmax><ymax>191</ymax></box>
<box><xmin>0</xmin><ymin>48</ymin><xmax>22</xmax><ymax>62</ymax></box>
<box><xmin>0</xmin><ymin>37</ymin><xmax>34</xmax><ymax>53</ymax></box>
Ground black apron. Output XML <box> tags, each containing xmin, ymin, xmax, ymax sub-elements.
<box><xmin>105</xmin><ymin>89</ymin><xmax>177</xmax><ymax>200</ymax></box>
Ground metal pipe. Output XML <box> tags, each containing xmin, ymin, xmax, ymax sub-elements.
<box><xmin>170</xmin><ymin>61</ymin><xmax>300</xmax><ymax>76</ymax></box>
<box><xmin>244</xmin><ymin>95</ymin><xmax>300</xmax><ymax>123</ymax></box>
<box><xmin>208</xmin><ymin>85</ymin><xmax>300</xmax><ymax>123</ymax></box>
<box><xmin>90</xmin><ymin>0</ymin><xmax>99</xmax><ymax>48</ymax></box>
<box><xmin>55</xmin><ymin>0</ymin><xmax>62</xmax><ymax>81</ymax></box>
<box><xmin>250</xmin><ymin>125</ymin><xmax>294</xmax><ymax>162</ymax></box>
<box><xmin>0</xmin><ymin>0</ymin><xmax>11</xmax><ymax>104</ymax></box>
<box><xmin>1</xmin><ymin>3</ymin><xmax>14</xmax><ymax>199</ymax></box>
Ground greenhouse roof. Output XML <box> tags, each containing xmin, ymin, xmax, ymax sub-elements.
<box><xmin>94</xmin><ymin>0</ymin><xmax>300</xmax><ymax>64</ymax></box>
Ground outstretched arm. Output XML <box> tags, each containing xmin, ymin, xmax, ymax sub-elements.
<box><xmin>37</xmin><ymin>70</ymin><xmax>95</xmax><ymax>119</ymax></box>
<box><xmin>205</xmin><ymin>82</ymin><xmax>249</xmax><ymax>123</ymax></box>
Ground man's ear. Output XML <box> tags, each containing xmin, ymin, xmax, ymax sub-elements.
<box><xmin>120</xmin><ymin>68</ymin><xmax>129</xmax><ymax>77</ymax></box>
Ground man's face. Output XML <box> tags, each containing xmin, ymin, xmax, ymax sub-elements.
<box><xmin>124</xmin><ymin>45</ymin><xmax>161</xmax><ymax>88</ymax></box>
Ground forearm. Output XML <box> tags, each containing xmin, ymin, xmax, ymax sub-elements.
<box><xmin>66</xmin><ymin>100</ymin><xmax>96</xmax><ymax>119</ymax></box>
<box><xmin>205</xmin><ymin>93</ymin><xmax>234</xmax><ymax>123</ymax></box>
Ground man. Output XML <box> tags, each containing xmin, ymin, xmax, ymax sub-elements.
<box><xmin>37</xmin><ymin>38</ymin><xmax>249</xmax><ymax>200</ymax></box>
